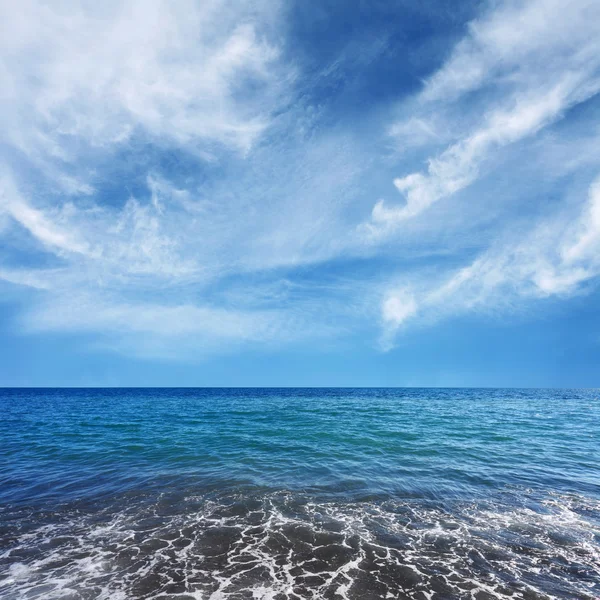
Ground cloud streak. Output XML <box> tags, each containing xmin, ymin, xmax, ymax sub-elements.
<box><xmin>381</xmin><ymin>173</ymin><xmax>600</xmax><ymax>346</ymax></box>
<box><xmin>367</xmin><ymin>0</ymin><xmax>600</xmax><ymax>232</ymax></box>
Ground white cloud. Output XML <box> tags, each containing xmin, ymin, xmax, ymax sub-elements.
<box><xmin>423</xmin><ymin>0</ymin><xmax>600</xmax><ymax>102</ymax></box>
<box><xmin>0</xmin><ymin>0</ymin><xmax>367</xmax><ymax>290</ymax></box>
<box><xmin>0</xmin><ymin>267</ymin><xmax>56</xmax><ymax>291</ymax></box>
<box><xmin>0</xmin><ymin>172</ymin><xmax>194</xmax><ymax>278</ymax></box>
<box><xmin>380</xmin><ymin>288</ymin><xmax>418</xmax><ymax>350</ymax></box>
<box><xmin>367</xmin><ymin>0</ymin><xmax>600</xmax><ymax>233</ymax></box>
<box><xmin>17</xmin><ymin>288</ymin><xmax>353</xmax><ymax>360</ymax></box>
<box><xmin>2</xmin><ymin>0</ymin><xmax>600</xmax><ymax>362</ymax></box>
<box><xmin>0</xmin><ymin>172</ymin><xmax>91</xmax><ymax>256</ymax></box>
<box><xmin>380</xmin><ymin>173</ymin><xmax>600</xmax><ymax>346</ymax></box>
<box><xmin>0</xmin><ymin>0</ymin><xmax>285</xmax><ymax>184</ymax></box>
<box><xmin>26</xmin><ymin>294</ymin><xmax>270</xmax><ymax>339</ymax></box>
<box><xmin>0</xmin><ymin>127</ymin><xmax>371</xmax><ymax>355</ymax></box>
<box><xmin>562</xmin><ymin>178</ymin><xmax>600</xmax><ymax>264</ymax></box>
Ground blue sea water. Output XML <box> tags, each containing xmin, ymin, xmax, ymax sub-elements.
<box><xmin>0</xmin><ymin>388</ymin><xmax>598</xmax><ymax>599</ymax></box>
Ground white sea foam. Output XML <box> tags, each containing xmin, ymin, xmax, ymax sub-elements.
<box><xmin>0</xmin><ymin>490</ymin><xmax>599</xmax><ymax>599</ymax></box>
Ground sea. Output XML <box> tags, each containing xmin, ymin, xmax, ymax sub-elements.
<box><xmin>0</xmin><ymin>388</ymin><xmax>598</xmax><ymax>599</ymax></box>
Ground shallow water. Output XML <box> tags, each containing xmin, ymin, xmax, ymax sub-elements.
<box><xmin>0</xmin><ymin>388</ymin><xmax>599</xmax><ymax>599</ymax></box>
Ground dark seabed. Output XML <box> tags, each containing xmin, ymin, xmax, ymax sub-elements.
<box><xmin>0</xmin><ymin>388</ymin><xmax>599</xmax><ymax>599</ymax></box>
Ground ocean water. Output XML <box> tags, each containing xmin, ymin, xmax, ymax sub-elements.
<box><xmin>0</xmin><ymin>388</ymin><xmax>599</xmax><ymax>600</ymax></box>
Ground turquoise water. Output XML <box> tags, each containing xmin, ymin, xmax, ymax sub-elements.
<box><xmin>0</xmin><ymin>388</ymin><xmax>599</xmax><ymax>599</ymax></box>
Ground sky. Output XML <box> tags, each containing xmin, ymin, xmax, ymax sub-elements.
<box><xmin>1</xmin><ymin>0</ymin><xmax>600</xmax><ymax>387</ymax></box>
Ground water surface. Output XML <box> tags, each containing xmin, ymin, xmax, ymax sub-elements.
<box><xmin>0</xmin><ymin>388</ymin><xmax>599</xmax><ymax>599</ymax></box>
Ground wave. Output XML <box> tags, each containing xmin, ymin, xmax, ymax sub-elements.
<box><xmin>1</xmin><ymin>489</ymin><xmax>598</xmax><ymax>599</ymax></box>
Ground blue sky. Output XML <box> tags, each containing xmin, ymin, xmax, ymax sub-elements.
<box><xmin>1</xmin><ymin>0</ymin><xmax>600</xmax><ymax>386</ymax></box>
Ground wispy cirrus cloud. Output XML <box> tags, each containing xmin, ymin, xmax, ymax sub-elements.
<box><xmin>2</xmin><ymin>0</ymin><xmax>600</xmax><ymax>365</ymax></box>
<box><xmin>366</xmin><ymin>0</ymin><xmax>600</xmax><ymax>348</ymax></box>
<box><xmin>380</xmin><ymin>173</ymin><xmax>600</xmax><ymax>348</ymax></box>
<box><xmin>1</xmin><ymin>0</ymin><xmax>285</xmax><ymax>165</ymax></box>
<box><xmin>0</xmin><ymin>0</ymin><xmax>317</xmax><ymax>356</ymax></box>
<box><xmin>20</xmin><ymin>292</ymin><xmax>318</xmax><ymax>360</ymax></box>
<box><xmin>366</xmin><ymin>0</ymin><xmax>600</xmax><ymax>234</ymax></box>
<box><xmin>0</xmin><ymin>172</ymin><xmax>92</xmax><ymax>257</ymax></box>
